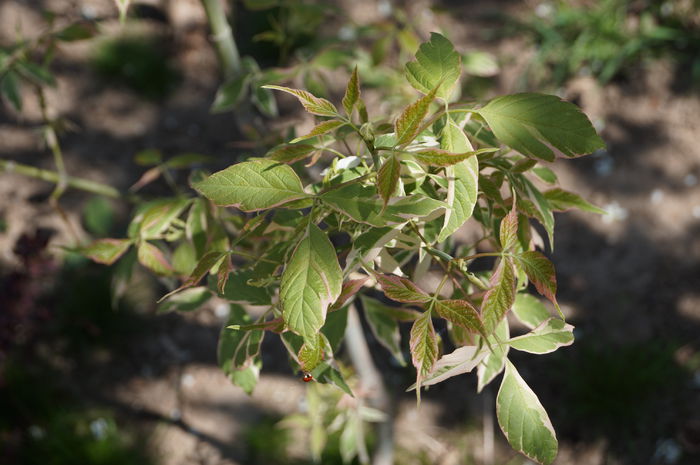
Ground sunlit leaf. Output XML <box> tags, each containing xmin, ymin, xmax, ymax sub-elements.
<box><xmin>193</xmin><ymin>159</ymin><xmax>308</xmax><ymax>211</ymax></box>
<box><xmin>299</xmin><ymin>333</ymin><xmax>324</xmax><ymax>372</ymax></box>
<box><xmin>377</xmin><ymin>155</ymin><xmax>401</xmax><ymax>205</ymax></box>
<box><xmin>477</xmin><ymin>319</ymin><xmax>510</xmax><ymax>392</ymax></box>
<box><xmin>509</xmin><ymin>318</ymin><xmax>574</xmax><ymax>354</ymax></box>
<box><xmin>433</xmin><ymin>299</ymin><xmax>486</xmax><ymax>337</ymax></box>
<box><xmin>280</xmin><ymin>224</ymin><xmax>343</xmax><ymax>338</ymax></box>
<box><xmin>266</xmin><ymin>143</ymin><xmax>318</xmax><ymax>164</ymax></box>
<box><xmin>544</xmin><ymin>188</ymin><xmax>606</xmax><ymax>214</ymax></box>
<box><xmin>412</xmin><ymin>147</ymin><xmax>494</xmax><ymax>167</ymax></box>
<box><xmin>438</xmin><ymin>118</ymin><xmax>479</xmax><ymax>242</ymax></box>
<box><xmin>481</xmin><ymin>257</ymin><xmax>516</xmax><ymax>334</ymax></box>
<box><xmin>262</xmin><ymin>85</ymin><xmax>338</xmax><ymax>117</ymax></box>
<box><xmin>409</xmin><ymin>345</ymin><xmax>487</xmax><ymax>389</ymax></box>
<box><xmin>342</xmin><ymin>65</ymin><xmax>361</xmax><ymax>117</ymax></box>
<box><xmin>497</xmin><ymin>360</ymin><xmax>558</xmax><ymax>464</ymax></box>
<box><xmin>291</xmin><ymin>119</ymin><xmax>346</xmax><ymax>143</ymax></box>
<box><xmin>514</xmin><ymin>251</ymin><xmax>558</xmax><ymax>310</ymax></box>
<box><xmin>405</xmin><ymin>32</ymin><xmax>461</xmax><ymax>100</ymax></box>
<box><xmin>409</xmin><ymin>310</ymin><xmax>438</xmax><ymax>386</ymax></box>
<box><xmin>139</xmin><ymin>198</ymin><xmax>191</xmax><ymax>239</ymax></box>
<box><xmin>478</xmin><ymin>93</ymin><xmax>604</xmax><ymax>161</ymax></box>
<box><xmin>395</xmin><ymin>86</ymin><xmax>438</xmax><ymax>146</ymax></box>
<box><xmin>512</xmin><ymin>293</ymin><xmax>550</xmax><ymax>329</ymax></box>
<box><xmin>499</xmin><ymin>205</ymin><xmax>519</xmax><ymax>252</ymax></box>
<box><xmin>137</xmin><ymin>241</ymin><xmax>173</xmax><ymax>275</ymax></box>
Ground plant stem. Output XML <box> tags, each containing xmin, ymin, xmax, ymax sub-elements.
<box><xmin>200</xmin><ymin>0</ymin><xmax>241</xmax><ymax>81</ymax></box>
<box><xmin>0</xmin><ymin>159</ymin><xmax>121</xmax><ymax>198</ymax></box>
<box><xmin>345</xmin><ymin>304</ymin><xmax>394</xmax><ymax>465</ymax></box>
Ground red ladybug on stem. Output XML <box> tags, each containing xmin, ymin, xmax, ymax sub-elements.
<box><xmin>302</xmin><ymin>372</ymin><xmax>313</xmax><ymax>382</ymax></box>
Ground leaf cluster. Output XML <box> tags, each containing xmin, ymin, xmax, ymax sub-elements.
<box><xmin>82</xmin><ymin>33</ymin><xmax>605</xmax><ymax>464</ymax></box>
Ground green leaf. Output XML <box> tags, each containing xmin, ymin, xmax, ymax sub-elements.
<box><xmin>182</xmin><ymin>251</ymin><xmax>226</xmax><ymax>288</ymax></box>
<box><xmin>412</xmin><ymin>147</ymin><xmax>494</xmax><ymax>167</ymax></box>
<box><xmin>512</xmin><ymin>293</ymin><xmax>550</xmax><ymax>330</ymax></box>
<box><xmin>299</xmin><ymin>333</ymin><xmax>324</xmax><ymax>372</ymax></box>
<box><xmin>409</xmin><ymin>310</ymin><xmax>438</xmax><ymax>383</ymax></box>
<box><xmin>172</xmin><ymin>241</ymin><xmax>197</xmax><ymax>275</ymax></box>
<box><xmin>438</xmin><ymin>118</ymin><xmax>479</xmax><ymax>242</ymax></box>
<box><xmin>395</xmin><ymin>86</ymin><xmax>438</xmax><ymax>146</ymax></box>
<box><xmin>544</xmin><ymin>188</ymin><xmax>606</xmax><ymax>214</ymax></box>
<box><xmin>219</xmin><ymin>269</ymin><xmax>273</xmax><ymax>305</ymax></box>
<box><xmin>532</xmin><ymin>166</ymin><xmax>557</xmax><ymax>184</ymax></box>
<box><xmin>280</xmin><ymin>224</ymin><xmax>343</xmax><ymax>338</ymax></box>
<box><xmin>137</xmin><ymin>241</ymin><xmax>173</xmax><ymax>275</ymax></box>
<box><xmin>252</xmin><ymin>83</ymin><xmax>278</xmax><ymax>117</ymax></box>
<box><xmin>478</xmin><ymin>93</ymin><xmax>605</xmax><ymax>161</ymax></box>
<box><xmin>499</xmin><ymin>205</ymin><xmax>519</xmax><ymax>251</ymax></box>
<box><xmin>79</xmin><ymin>238</ymin><xmax>132</xmax><ymax>265</ymax></box>
<box><xmin>523</xmin><ymin>178</ymin><xmax>555</xmax><ymax>250</ymax></box>
<box><xmin>477</xmin><ymin>319</ymin><xmax>510</xmax><ymax>392</ymax></box>
<box><xmin>497</xmin><ymin>360</ymin><xmax>558</xmax><ymax>464</ymax></box>
<box><xmin>321</xmin><ymin>306</ymin><xmax>348</xmax><ymax>353</ymax></box>
<box><xmin>321</xmin><ymin>184</ymin><xmax>443</xmax><ymax>228</ymax></box>
<box><xmin>375</xmin><ymin>274</ymin><xmax>431</xmax><ymax>304</ymax></box>
<box><xmin>1</xmin><ymin>71</ymin><xmax>22</xmax><ymax>112</ymax></box>
<box><xmin>405</xmin><ymin>32</ymin><xmax>461</xmax><ymax>101</ymax></box>
<box><xmin>361</xmin><ymin>296</ymin><xmax>406</xmax><ymax>365</ymax></box>
<box><xmin>211</xmin><ymin>73</ymin><xmax>250</xmax><ymax>113</ymax></box>
<box><xmin>342</xmin><ymin>65</ymin><xmax>360</xmax><ymax>117</ymax></box>
<box><xmin>55</xmin><ymin>22</ymin><xmax>96</xmax><ymax>41</ymax></box>
<box><xmin>158</xmin><ymin>286</ymin><xmax>212</xmax><ymax>313</ymax></box>
<box><xmin>139</xmin><ymin>198</ymin><xmax>191</xmax><ymax>239</ymax></box>
<box><xmin>262</xmin><ymin>85</ymin><xmax>338</xmax><ymax>117</ymax></box>
<box><xmin>310</xmin><ymin>361</ymin><xmax>353</xmax><ymax>396</ymax></box>
<box><xmin>291</xmin><ymin>119</ymin><xmax>346</xmax><ymax>143</ymax></box>
<box><xmin>266</xmin><ymin>143</ymin><xmax>318</xmax><ymax>164</ymax></box>
<box><xmin>218</xmin><ymin>304</ymin><xmax>263</xmax><ymax>394</ymax></box>
<box><xmin>514</xmin><ymin>251</ymin><xmax>558</xmax><ymax>310</ymax></box>
<box><xmin>165</xmin><ymin>153</ymin><xmax>213</xmax><ymax>169</ymax></box>
<box><xmin>509</xmin><ymin>318</ymin><xmax>574</xmax><ymax>354</ymax></box>
<box><xmin>377</xmin><ymin>155</ymin><xmax>401</xmax><ymax>205</ymax></box>
<box><xmin>433</xmin><ymin>299</ymin><xmax>486</xmax><ymax>337</ymax></box>
<box><xmin>409</xmin><ymin>345</ymin><xmax>486</xmax><ymax>389</ymax></box>
<box><xmin>481</xmin><ymin>258</ymin><xmax>516</xmax><ymax>334</ymax></box>
<box><xmin>193</xmin><ymin>159</ymin><xmax>308</xmax><ymax>211</ymax></box>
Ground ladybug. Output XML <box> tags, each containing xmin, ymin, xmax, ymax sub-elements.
<box><xmin>302</xmin><ymin>372</ymin><xmax>314</xmax><ymax>382</ymax></box>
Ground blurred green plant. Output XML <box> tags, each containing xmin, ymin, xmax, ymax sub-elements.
<box><xmin>91</xmin><ymin>35</ymin><xmax>180</xmax><ymax>100</ymax></box>
<box><xmin>515</xmin><ymin>0</ymin><xmax>700</xmax><ymax>87</ymax></box>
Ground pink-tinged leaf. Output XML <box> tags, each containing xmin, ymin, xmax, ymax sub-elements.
<box><xmin>408</xmin><ymin>345</ymin><xmax>487</xmax><ymax>390</ymax></box>
<box><xmin>433</xmin><ymin>299</ymin><xmax>486</xmax><ymax>337</ymax></box>
<box><xmin>342</xmin><ymin>66</ymin><xmax>361</xmax><ymax>117</ymax></box>
<box><xmin>266</xmin><ymin>143</ymin><xmax>318</xmax><ymax>164</ymax></box>
<box><xmin>331</xmin><ymin>277</ymin><xmax>369</xmax><ymax>310</ymax></box>
<box><xmin>137</xmin><ymin>241</ymin><xmax>173</xmax><ymax>276</ymax></box>
<box><xmin>499</xmin><ymin>203</ymin><xmax>519</xmax><ymax>251</ymax></box>
<box><xmin>291</xmin><ymin>119</ymin><xmax>346</xmax><ymax>143</ymax></box>
<box><xmin>409</xmin><ymin>310</ymin><xmax>438</xmax><ymax>383</ymax></box>
<box><xmin>413</xmin><ymin>147</ymin><xmax>496</xmax><ymax>167</ymax></box>
<box><xmin>395</xmin><ymin>86</ymin><xmax>438</xmax><ymax>146</ymax></box>
<box><xmin>481</xmin><ymin>257</ymin><xmax>517</xmax><ymax>334</ymax></box>
<box><xmin>377</xmin><ymin>155</ymin><xmax>401</xmax><ymax>206</ymax></box>
<box><xmin>262</xmin><ymin>85</ymin><xmax>338</xmax><ymax>117</ymax></box>
<box><xmin>515</xmin><ymin>251</ymin><xmax>558</xmax><ymax>310</ymax></box>
<box><xmin>217</xmin><ymin>253</ymin><xmax>233</xmax><ymax>294</ymax></box>
<box><xmin>375</xmin><ymin>274</ymin><xmax>431</xmax><ymax>304</ymax></box>
<box><xmin>80</xmin><ymin>238</ymin><xmax>132</xmax><ymax>265</ymax></box>
<box><xmin>129</xmin><ymin>166</ymin><xmax>162</xmax><ymax>192</ymax></box>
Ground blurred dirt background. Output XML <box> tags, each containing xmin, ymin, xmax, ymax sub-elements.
<box><xmin>1</xmin><ymin>1</ymin><xmax>700</xmax><ymax>464</ymax></box>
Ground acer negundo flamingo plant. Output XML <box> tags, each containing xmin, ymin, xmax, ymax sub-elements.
<box><xmin>81</xmin><ymin>33</ymin><xmax>605</xmax><ymax>464</ymax></box>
